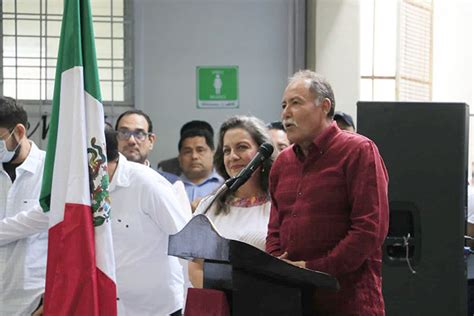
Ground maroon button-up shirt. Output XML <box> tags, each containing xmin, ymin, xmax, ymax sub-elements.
<box><xmin>266</xmin><ymin>122</ymin><xmax>389</xmax><ymax>315</ymax></box>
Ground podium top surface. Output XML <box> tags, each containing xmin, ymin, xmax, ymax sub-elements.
<box><xmin>169</xmin><ymin>215</ymin><xmax>339</xmax><ymax>291</ymax></box>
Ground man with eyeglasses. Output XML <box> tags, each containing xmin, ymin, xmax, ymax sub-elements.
<box><xmin>0</xmin><ymin>126</ymin><xmax>189</xmax><ymax>315</ymax></box>
<box><xmin>115</xmin><ymin>110</ymin><xmax>179</xmax><ymax>184</ymax></box>
<box><xmin>0</xmin><ymin>96</ymin><xmax>47</xmax><ymax>316</ymax></box>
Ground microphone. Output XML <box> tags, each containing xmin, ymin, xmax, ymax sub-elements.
<box><xmin>227</xmin><ymin>142</ymin><xmax>274</xmax><ymax>192</ymax></box>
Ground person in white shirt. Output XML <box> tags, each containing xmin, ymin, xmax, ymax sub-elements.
<box><xmin>0</xmin><ymin>97</ymin><xmax>47</xmax><ymax>316</ymax></box>
<box><xmin>191</xmin><ymin>115</ymin><xmax>275</xmax><ymax>288</ymax></box>
<box><xmin>0</xmin><ymin>127</ymin><xmax>190</xmax><ymax>316</ymax></box>
<box><xmin>114</xmin><ymin>109</ymin><xmax>180</xmax><ymax>184</ymax></box>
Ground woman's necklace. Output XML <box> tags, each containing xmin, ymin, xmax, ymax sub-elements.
<box><xmin>227</xmin><ymin>192</ymin><xmax>269</xmax><ymax>207</ymax></box>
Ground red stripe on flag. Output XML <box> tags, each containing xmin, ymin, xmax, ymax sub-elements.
<box><xmin>97</xmin><ymin>267</ymin><xmax>117</xmax><ymax>314</ymax></box>
<box><xmin>44</xmin><ymin>203</ymin><xmax>116</xmax><ymax>316</ymax></box>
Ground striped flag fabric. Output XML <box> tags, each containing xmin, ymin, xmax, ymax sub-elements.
<box><xmin>39</xmin><ymin>0</ymin><xmax>117</xmax><ymax>314</ymax></box>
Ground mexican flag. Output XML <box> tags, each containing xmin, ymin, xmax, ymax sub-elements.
<box><xmin>39</xmin><ymin>0</ymin><xmax>117</xmax><ymax>314</ymax></box>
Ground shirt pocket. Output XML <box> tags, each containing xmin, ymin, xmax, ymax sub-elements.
<box><xmin>19</xmin><ymin>198</ymin><xmax>40</xmax><ymax>212</ymax></box>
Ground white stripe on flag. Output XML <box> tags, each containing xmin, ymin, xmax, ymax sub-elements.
<box><xmin>50</xmin><ymin>67</ymin><xmax>90</xmax><ymax>228</ymax></box>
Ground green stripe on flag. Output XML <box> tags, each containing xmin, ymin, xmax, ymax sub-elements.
<box><xmin>81</xmin><ymin>1</ymin><xmax>102</xmax><ymax>102</ymax></box>
<box><xmin>40</xmin><ymin>0</ymin><xmax>101</xmax><ymax>212</ymax></box>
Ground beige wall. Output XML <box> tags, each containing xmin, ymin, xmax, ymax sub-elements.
<box><xmin>306</xmin><ymin>0</ymin><xmax>360</xmax><ymax>124</ymax></box>
<box><xmin>432</xmin><ymin>0</ymin><xmax>473</xmax><ymax>182</ymax></box>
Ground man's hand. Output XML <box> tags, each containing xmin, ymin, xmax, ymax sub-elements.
<box><xmin>191</xmin><ymin>197</ymin><xmax>202</xmax><ymax>213</ymax></box>
<box><xmin>278</xmin><ymin>251</ymin><xmax>306</xmax><ymax>269</ymax></box>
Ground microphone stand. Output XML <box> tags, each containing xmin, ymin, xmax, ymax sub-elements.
<box><xmin>202</xmin><ymin>177</ymin><xmax>237</xmax><ymax>215</ymax></box>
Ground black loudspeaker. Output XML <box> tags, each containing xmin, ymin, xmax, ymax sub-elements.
<box><xmin>357</xmin><ymin>102</ymin><xmax>469</xmax><ymax>316</ymax></box>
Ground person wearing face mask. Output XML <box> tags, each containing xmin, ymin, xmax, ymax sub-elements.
<box><xmin>0</xmin><ymin>97</ymin><xmax>47</xmax><ymax>316</ymax></box>
<box><xmin>189</xmin><ymin>115</ymin><xmax>275</xmax><ymax>288</ymax></box>
<box><xmin>0</xmin><ymin>127</ymin><xmax>190</xmax><ymax>315</ymax></box>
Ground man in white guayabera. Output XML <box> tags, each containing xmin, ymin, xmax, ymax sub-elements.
<box><xmin>0</xmin><ymin>96</ymin><xmax>47</xmax><ymax>316</ymax></box>
<box><xmin>0</xmin><ymin>127</ymin><xmax>190</xmax><ymax>316</ymax></box>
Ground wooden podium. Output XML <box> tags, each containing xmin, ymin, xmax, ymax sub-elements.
<box><xmin>169</xmin><ymin>215</ymin><xmax>339</xmax><ymax>315</ymax></box>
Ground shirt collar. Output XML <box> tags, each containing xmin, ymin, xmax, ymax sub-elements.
<box><xmin>109</xmin><ymin>153</ymin><xmax>131</xmax><ymax>190</ymax></box>
<box><xmin>180</xmin><ymin>168</ymin><xmax>223</xmax><ymax>185</ymax></box>
<box><xmin>3</xmin><ymin>141</ymin><xmax>43</xmax><ymax>174</ymax></box>
<box><xmin>293</xmin><ymin>121</ymin><xmax>340</xmax><ymax>158</ymax></box>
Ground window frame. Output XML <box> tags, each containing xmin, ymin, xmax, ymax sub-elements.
<box><xmin>360</xmin><ymin>0</ymin><xmax>433</xmax><ymax>102</ymax></box>
<box><xmin>0</xmin><ymin>0</ymin><xmax>134</xmax><ymax>111</ymax></box>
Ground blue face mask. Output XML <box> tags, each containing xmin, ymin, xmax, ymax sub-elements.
<box><xmin>0</xmin><ymin>128</ymin><xmax>21</xmax><ymax>163</ymax></box>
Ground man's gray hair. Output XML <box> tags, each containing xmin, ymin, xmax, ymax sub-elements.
<box><xmin>288</xmin><ymin>70</ymin><xmax>336</xmax><ymax>118</ymax></box>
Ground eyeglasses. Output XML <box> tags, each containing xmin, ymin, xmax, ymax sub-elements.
<box><xmin>116</xmin><ymin>129</ymin><xmax>150</xmax><ymax>142</ymax></box>
<box><xmin>0</xmin><ymin>127</ymin><xmax>15</xmax><ymax>140</ymax></box>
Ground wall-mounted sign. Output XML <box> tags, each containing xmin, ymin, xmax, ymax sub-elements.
<box><xmin>196</xmin><ymin>66</ymin><xmax>239</xmax><ymax>109</ymax></box>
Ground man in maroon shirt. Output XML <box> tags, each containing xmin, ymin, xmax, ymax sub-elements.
<box><xmin>266</xmin><ymin>70</ymin><xmax>389</xmax><ymax>315</ymax></box>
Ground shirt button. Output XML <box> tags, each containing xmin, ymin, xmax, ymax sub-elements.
<box><xmin>292</xmin><ymin>213</ymin><xmax>297</xmax><ymax>217</ymax></box>
<box><xmin>297</xmin><ymin>192</ymin><xmax>302</xmax><ymax>196</ymax></box>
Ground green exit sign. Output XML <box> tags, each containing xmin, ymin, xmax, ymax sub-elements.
<box><xmin>196</xmin><ymin>66</ymin><xmax>239</xmax><ymax>109</ymax></box>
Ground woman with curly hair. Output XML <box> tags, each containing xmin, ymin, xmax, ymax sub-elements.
<box><xmin>190</xmin><ymin>115</ymin><xmax>275</xmax><ymax>287</ymax></box>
